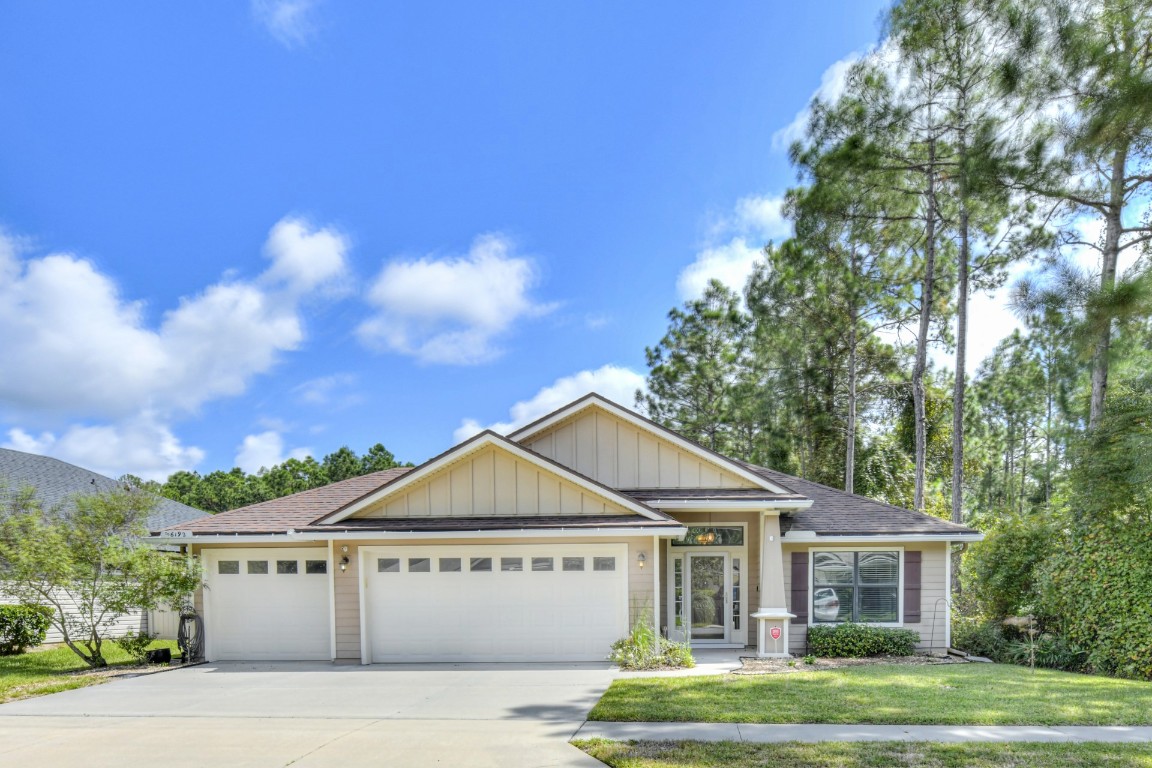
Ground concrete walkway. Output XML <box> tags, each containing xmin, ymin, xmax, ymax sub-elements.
<box><xmin>575</xmin><ymin>721</ymin><xmax>1152</xmax><ymax>744</ymax></box>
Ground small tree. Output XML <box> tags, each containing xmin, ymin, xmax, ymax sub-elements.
<box><xmin>0</xmin><ymin>487</ymin><xmax>200</xmax><ymax>668</ymax></box>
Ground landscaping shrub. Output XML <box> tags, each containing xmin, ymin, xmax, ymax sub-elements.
<box><xmin>609</xmin><ymin>612</ymin><xmax>695</xmax><ymax>670</ymax></box>
<box><xmin>1037</xmin><ymin>520</ymin><xmax>1152</xmax><ymax>681</ymax></box>
<box><xmin>807</xmin><ymin>623</ymin><xmax>919</xmax><ymax>657</ymax></box>
<box><xmin>951</xmin><ymin>616</ymin><xmax>1009</xmax><ymax>661</ymax></box>
<box><xmin>965</xmin><ymin>514</ymin><xmax>1056</xmax><ymax>619</ymax></box>
<box><xmin>114</xmin><ymin>631</ymin><xmax>156</xmax><ymax>664</ymax></box>
<box><xmin>1005</xmin><ymin>633</ymin><xmax>1088</xmax><ymax>673</ymax></box>
<box><xmin>0</xmin><ymin>604</ymin><xmax>53</xmax><ymax>655</ymax></box>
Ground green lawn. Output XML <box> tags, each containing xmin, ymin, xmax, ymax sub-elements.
<box><xmin>0</xmin><ymin>640</ymin><xmax>179</xmax><ymax>703</ymax></box>
<box><xmin>589</xmin><ymin>664</ymin><xmax>1152</xmax><ymax>726</ymax></box>
<box><xmin>576</xmin><ymin>740</ymin><xmax>1152</xmax><ymax>768</ymax></box>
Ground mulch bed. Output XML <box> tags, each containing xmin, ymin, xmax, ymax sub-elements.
<box><xmin>734</xmin><ymin>654</ymin><xmax>967</xmax><ymax>675</ymax></box>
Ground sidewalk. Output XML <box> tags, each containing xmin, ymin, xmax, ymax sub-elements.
<box><xmin>574</xmin><ymin>722</ymin><xmax>1152</xmax><ymax>744</ymax></box>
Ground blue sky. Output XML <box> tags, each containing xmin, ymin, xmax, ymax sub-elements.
<box><xmin>0</xmin><ymin>0</ymin><xmax>926</xmax><ymax>480</ymax></box>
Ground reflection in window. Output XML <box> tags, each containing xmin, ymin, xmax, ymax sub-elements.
<box><xmin>277</xmin><ymin>560</ymin><xmax>298</xmax><ymax>575</ymax></box>
<box><xmin>408</xmin><ymin>558</ymin><xmax>431</xmax><ymax>573</ymax></box>
<box><xmin>305</xmin><ymin>560</ymin><xmax>327</xmax><ymax>575</ymax></box>
<box><xmin>378</xmin><ymin>558</ymin><xmax>400</xmax><ymax>573</ymax></box>
<box><xmin>532</xmin><ymin>557</ymin><xmax>553</xmax><ymax>571</ymax></box>
<box><xmin>562</xmin><ymin>557</ymin><xmax>584</xmax><ymax>571</ymax></box>
<box><xmin>501</xmin><ymin>557</ymin><xmax>523</xmax><ymax>572</ymax></box>
<box><xmin>593</xmin><ymin>557</ymin><xmax>616</xmax><ymax>572</ymax></box>
<box><xmin>812</xmin><ymin>551</ymin><xmax>899</xmax><ymax>623</ymax></box>
<box><xmin>218</xmin><ymin>560</ymin><xmax>239</xmax><ymax>575</ymax></box>
<box><xmin>470</xmin><ymin>557</ymin><xmax>492</xmax><ymax>572</ymax></box>
<box><xmin>439</xmin><ymin>558</ymin><xmax>462</xmax><ymax>572</ymax></box>
<box><xmin>247</xmin><ymin>560</ymin><xmax>268</xmax><ymax>575</ymax></box>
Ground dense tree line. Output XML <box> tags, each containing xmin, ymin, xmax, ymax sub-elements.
<box><xmin>133</xmin><ymin>444</ymin><xmax>409</xmax><ymax>514</ymax></box>
<box><xmin>641</xmin><ymin>0</ymin><xmax>1152</xmax><ymax>677</ymax></box>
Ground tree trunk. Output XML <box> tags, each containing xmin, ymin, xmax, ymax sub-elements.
<box><xmin>1089</xmin><ymin>143</ymin><xmax>1127</xmax><ymax>429</ymax></box>
<box><xmin>951</xmin><ymin>204</ymin><xmax>969</xmax><ymax>526</ymax></box>
<box><xmin>846</xmin><ymin>322</ymin><xmax>858</xmax><ymax>495</ymax></box>
<box><xmin>913</xmin><ymin>137</ymin><xmax>938</xmax><ymax>514</ymax></box>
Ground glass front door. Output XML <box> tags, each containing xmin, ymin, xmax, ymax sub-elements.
<box><xmin>688</xmin><ymin>554</ymin><xmax>728</xmax><ymax>642</ymax></box>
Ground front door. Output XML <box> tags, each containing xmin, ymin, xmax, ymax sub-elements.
<box><xmin>688</xmin><ymin>553</ymin><xmax>729</xmax><ymax>643</ymax></box>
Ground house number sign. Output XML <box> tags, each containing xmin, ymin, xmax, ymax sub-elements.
<box><xmin>770</xmin><ymin>627</ymin><xmax>781</xmax><ymax>640</ymax></box>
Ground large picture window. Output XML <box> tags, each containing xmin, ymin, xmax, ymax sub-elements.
<box><xmin>812</xmin><ymin>551</ymin><xmax>900</xmax><ymax>623</ymax></box>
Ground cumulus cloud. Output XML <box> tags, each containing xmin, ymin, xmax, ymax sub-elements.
<box><xmin>4</xmin><ymin>415</ymin><xmax>206</xmax><ymax>482</ymax></box>
<box><xmin>251</xmin><ymin>0</ymin><xmax>321</xmax><ymax>48</ymax></box>
<box><xmin>358</xmin><ymin>234</ymin><xmax>555</xmax><ymax>365</ymax></box>
<box><xmin>0</xmin><ymin>217</ymin><xmax>347</xmax><ymax>478</ymax></box>
<box><xmin>677</xmin><ymin>195</ymin><xmax>791</xmax><ymax>300</ymax></box>
<box><xmin>292</xmin><ymin>373</ymin><xmax>361</xmax><ymax>408</ymax></box>
<box><xmin>453</xmin><ymin>364</ymin><xmax>647</xmax><ymax>443</ymax></box>
<box><xmin>235</xmin><ymin>430</ymin><xmax>312</xmax><ymax>473</ymax></box>
<box><xmin>771</xmin><ymin>53</ymin><xmax>861</xmax><ymax>152</ymax></box>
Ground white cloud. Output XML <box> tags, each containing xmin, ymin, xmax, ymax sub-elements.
<box><xmin>453</xmin><ymin>364</ymin><xmax>647</xmax><ymax>443</ymax></box>
<box><xmin>0</xmin><ymin>217</ymin><xmax>347</xmax><ymax>479</ymax></box>
<box><xmin>235</xmin><ymin>431</ymin><xmax>311</xmax><ymax>473</ymax></box>
<box><xmin>4</xmin><ymin>415</ymin><xmax>205</xmax><ymax>482</ymax></box>
<box><xmin>358</xmin><ymin>234</ymin><xmax>554</xmax><ymax>365</ymax></box>
<box><xmin>677</xmin><ymin>195</ymin><xmax>791</xmax><ymax>300</ymax></box>
<box><xmin>251</xmin><ymin>0</ymin><xmax>320</xmax><ymax>48</ymax></box>
<box><xmin>0</xmin><ymin>217</ymin><xmax>347</xmax><ymax>420</ymax></box>
<box><xmin>292</xmin><ymin>373</ymin><xmax>360</xmax><ymax>407</ymax></box>
<box><xmin>772</xmin><ymin>53</ymin><xmax>861</xmax><ymax>152</ymax></box>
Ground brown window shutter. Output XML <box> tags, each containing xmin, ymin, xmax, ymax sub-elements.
<box><xmin>790</xmin><ymin>552</ymin><xmax>808</xmax><ymax>625</ymax></box>
<box><xmin>904</xmin><ymin>551</ymin><xmax>922</xmax><ymax>624</ymax></box>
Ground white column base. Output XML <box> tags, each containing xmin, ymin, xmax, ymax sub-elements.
<box><xmin>752</xmin><ymin>609</ymin><xmax>795</xmax><ymax>658</ymax></box>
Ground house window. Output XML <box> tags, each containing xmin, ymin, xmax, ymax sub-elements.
<box><xmin>276</xmin><ymin>560</ymin><xmax>298</xmax><ymax>574</ymax></box>
<box><xmin>812</xmin><ymin>551</ymin><xmax>900</xmax><ymax>623</ymax></box>
<box><xmin>673</xmin><ymin>558</ymin><xmax>683</xmax><ymax>629</ymax></box>
<box><xmin>672</xmin><ymin>526</ymin><xmax>744</xmax><ymax>547</ymax></box>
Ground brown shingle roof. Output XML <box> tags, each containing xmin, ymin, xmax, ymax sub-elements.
<box><xmin>157</xmin><ymin>467</ymin><xmax>413</xmax><ymax>534</ymax></box>
<box><xmin>738</xmin><ymin>462</ymin><xmax>979</xmax><ymax>537</ymax></box>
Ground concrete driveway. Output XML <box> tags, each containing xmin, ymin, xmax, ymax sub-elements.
<box><xmin>0</xmin><ymin>661</ymin><xmax>617</xmax><ymax>767</ymax></box>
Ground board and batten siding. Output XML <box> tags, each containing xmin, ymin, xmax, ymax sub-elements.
<box><xmin>782</xmin><ymin>542</ymin><xmax>951</xmax><ymax>654</ymax></box>
<box><xmin>351</xmin><ymin>445</ymin><xmax>637</xmax><ymax>519</ymax></box>
<box><xmin>521</xmin><ymin>410</ymin><xmax>757</xmax><ymax>490</ymax></box>
<box><xmin>333</xmin><ymin>535</ymin><xmax>653</xmax><ymax>661</ymax></box>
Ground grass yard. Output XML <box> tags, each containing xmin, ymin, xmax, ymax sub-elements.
<box><xmin>589</xmin><ymin>663</ymin><xmax>1152</xmax><ymax>726</ymax></box>
<box><xmin>576</xmin><ymin>739</ymin><xmax>1152</xmax><ymax>768</ymax></box>
<box><xmin>0</xmin><ymin>640</ymin><xmax>179</xmax><ymax>704</ymax></box>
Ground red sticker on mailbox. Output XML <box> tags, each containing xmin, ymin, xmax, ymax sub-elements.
<box><xmin>770</xmin><ymin>627</ymin><xmax>781</xmax><ymax>640</ymax></box>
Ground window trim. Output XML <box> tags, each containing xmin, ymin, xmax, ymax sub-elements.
<box><xmin>806</xmin><ymin>546</ymin><xmax>904</xmax><ymax>627</ymax></box>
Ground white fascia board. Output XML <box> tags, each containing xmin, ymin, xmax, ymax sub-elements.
<box><xmin>646</xmin><ymin>499</ymin><xmax>813</xmax><ymax>512</ymax></box>
<box><xmin>507</xmin><ymin>395</ymin><xmax>790</xmax><ymax>494</ymax></box>
<box><xmin>781</xmin><ymin>532</ymin><xmax>985</xmax><ymax>543</ymax></box>
<box><xmin>147</xmin><ymin>526</ymin><xmax>689</xmax><ymax>544</ymax></box>
<box><xmin>319</xmin><ymin>431</ymin><xmax>665</xmax><ymax>524</ymax></box>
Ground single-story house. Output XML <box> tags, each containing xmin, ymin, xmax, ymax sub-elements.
<box><xmin>153</xmin><ymin>394</ymin><xmax>981</xmax><ymax>663</ymax></box>
<box><xmin>0</xmin><ymin>447</ymin><xmax>209</xmax><ymax>641</ymax></box>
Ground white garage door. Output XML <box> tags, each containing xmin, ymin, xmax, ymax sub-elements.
<box><xmin>363</xmin><ymin>543</ymin><xmax>629</xmax><ymax>662</ymax></box>
<box><xmin>203</xmin><ymin>547</ymin><xmax>331</xmax><ymax>661</ymax></box>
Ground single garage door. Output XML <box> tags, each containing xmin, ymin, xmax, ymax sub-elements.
<box><xmin>202</xmin><ymin>547</ymin><xmax>331</xmax><ymax>661</ymax></box>
<box><xmin>363</xmin><ymin>543</ymin><xmax>628</xmax><ymax>662</ymax></box>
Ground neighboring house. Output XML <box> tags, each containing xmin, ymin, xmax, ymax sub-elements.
<box><xmin>0</xmin><ymin>448</ymin><xmax>209</xmax><ymax>642</ymax></box>
<box><xmin>154</xmin><ymin>394</ymin><xmax>981</xmax><ymax>663</ymax></box>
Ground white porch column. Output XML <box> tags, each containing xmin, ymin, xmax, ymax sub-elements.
<box><xmin>752</xmin><ymin>511</ymin><xmax>794</xmax><ymax>657</ymax></box>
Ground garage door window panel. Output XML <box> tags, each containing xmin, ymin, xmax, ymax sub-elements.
<box><xmin>439</xmin><ymin>558</ymin><xmax>462</xmax><ymax>572</ymax></box>
<box><xmin>409</xmin><ymin>558</ymin><xmax>430</xmax><ymax>572</ymax></box>
<box><xmin>378</xmin><ymin>558</ymin><xmax>400</xmax><ymax>573</ymax></box>
<box><xmin>305</xmin><ymin>560</ymin><xmax>327</xmax><ymax>575</ymax></box>
<box><xmin>218</xmin><ymin>560</ymin><xmax>239</xmax><ymax>575</ymax></box>
<box><xmin>470</xmin><ymin>557</ymin><xmax>492</xmax><ymax>572</ymax></box>
<box><xmin>277</xmin><ymin>560</ymin><xmax>298</xmax><ymax>574</ymax></box>
<box><xmin>563</xmin><ymin>557</ymin><xmax>584</xmax><ymax>571</ymax></box>
<box><xmin>501</xmin><ymin>557</ymin><xmax>523</xmax><ymax>572</ymax></box>
<box><xmin>532</xmin><ymin>557</ymin><xmax>553</xmax><ymax>571</ymax></box>
<box><xmin>247</xmin><ymin>560</ymin><xmax>269</xmax><ymax>574</ymax></box>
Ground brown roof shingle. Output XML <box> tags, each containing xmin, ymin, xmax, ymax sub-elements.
<box><xmin>157</xmin><ymin>467</ymin><xmax>413</xmax><ymax>534</ymax></box>
<box><xmin>738</xmin><ymin>462</ymin><xmax>979</xmax><ymax>537</ymax></box>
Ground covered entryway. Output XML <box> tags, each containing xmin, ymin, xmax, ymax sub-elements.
<box><xmin>362</xmin><ymin>543</ymin><xmax>628</xmax><ymax>662</ymax></box>
<box><xmin>202</xmin><ymin>547</ymin><xmax>332</xmax><ymax>661</ymax></box>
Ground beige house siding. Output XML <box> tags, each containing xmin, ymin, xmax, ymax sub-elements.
<box><xmin>521</xmin><ymin>409</ymin><xmax>757</xmax><ymax>490</ymax></box>
<box><xmin>330</xmin><ymin>535</ymin><xmax>653</xmax><ymax>662</ymax></box>
<box><xmin>782</xmin><ymin>541</ymin><xmax>950</xmax><ymax>654</ymax></box>
<box><xmin>0</xmin><ymin>587</ymin><xmax>146</xmax><ymax>644</ymax></box>
<box><xmin>351</xmin><ymin>445</ymin><xmax>637</xmax><ymax>519</ymax></box>
<box><xmin>659</xmin><ymin>512</ymin><xmax>760</xmax><ymax>647</ymax></box>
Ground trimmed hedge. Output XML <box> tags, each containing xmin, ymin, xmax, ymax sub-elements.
<box><xmin>808</xmin><ymin>622</ymin><xmax>919</xmax><ymax>658</ymax></box>
<box><xmin>0</xmin><ymin>604</ymin><xmax>53</xmax><ymax>655</ymax></box>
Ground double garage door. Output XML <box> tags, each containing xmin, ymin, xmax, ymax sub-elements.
<box><xmin>363</xmin><ymin>543</ymin><xmax>629</xmax><ymax>663</ymax></box>
<box><xmin>203</xmin><ymin>543</ymin><xmax>629</xmax><ymax>663</ymax></box>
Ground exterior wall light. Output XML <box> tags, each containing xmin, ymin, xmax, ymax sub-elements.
<box><xmin>637</xmin><ymin>552</ymin><xmax>647</xmax><ymax>568</ymax></box>
<box><xmin>340</xmin><ymin>545</ymin><xmax>350</xmax><ymax>572</ymax></box>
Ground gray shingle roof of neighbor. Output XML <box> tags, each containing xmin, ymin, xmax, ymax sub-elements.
<box><xmin>737</xmin><ymin>461</ymin><xmax>980</xmax><ymax>537</ymax></box>
<box><xmin>0</xmin><ymin>448</ymin><xmax>208</xmax><ymax>530</ymax></box>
